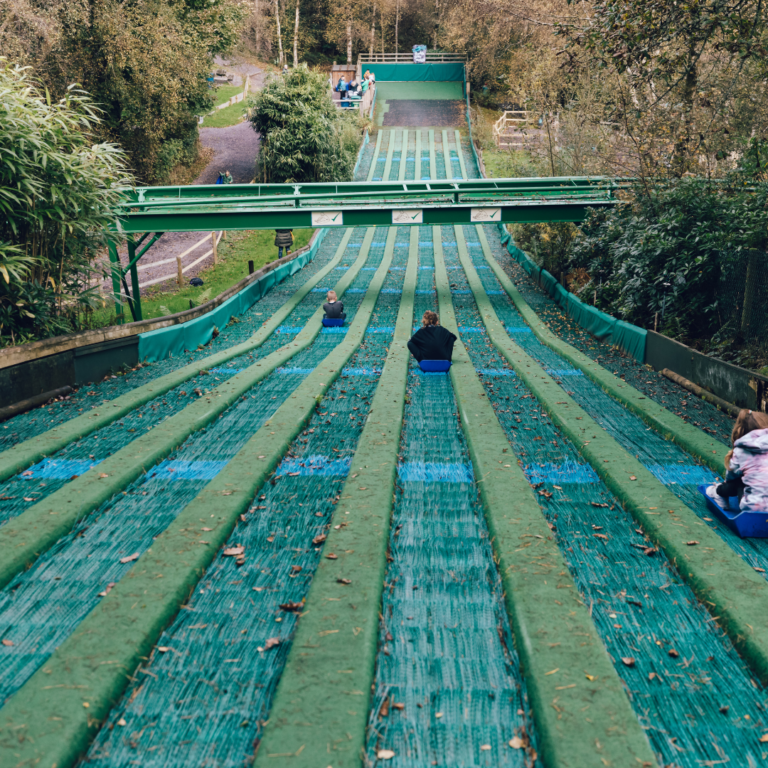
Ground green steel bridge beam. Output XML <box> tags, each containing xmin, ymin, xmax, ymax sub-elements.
<box><xmin>115</xmin><ymin>177</ymin><xmax>627</xmax><ymax>234</ymax></box>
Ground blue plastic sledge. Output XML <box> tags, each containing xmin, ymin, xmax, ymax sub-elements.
<box><xmin>322</xmin><ymin>317</ymin><xmax>345</xmax><ymax>327</ymax></box>
<box><xmin>697</xmin><ymin>484</ymin><xmax>768</xmax><ymax>538</ymax></box>
<box><xmin>419</xmin><ymin>359</ymin><xmax>452</xmax><ymax>373</ymax></box>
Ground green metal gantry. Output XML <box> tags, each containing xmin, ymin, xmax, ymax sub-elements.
<box><xmin>109</xmin><ymin>176</ymin><xmax>627</xmax><ymax>323</ymax></box>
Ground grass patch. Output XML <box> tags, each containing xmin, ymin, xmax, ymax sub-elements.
<box><xmin>93</xmin><ymin>228</ymin><xmax>315</xmax><ymax>326</ymax></box>
<box><xmin>201</xmin><ymin>101</ymin><xmax>248</xmax><ymax>128</ymax></box>
<box><xmin>213</xmin><ymin>84</ymin><xmax>243</xmax><ymax>107</ymax></box>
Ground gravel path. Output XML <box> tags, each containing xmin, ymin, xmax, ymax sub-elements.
<box><xmin>103</xmin><ymin>59</ymin><xmax>265</xmax><ymax>301</ymax></box>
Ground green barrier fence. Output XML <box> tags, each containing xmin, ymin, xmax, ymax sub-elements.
<box><xmin>496</xmin><ymin>223</ymin><xmax>647</xmax><ymax>362</ymax></box>
<box><xmin>368</xmin><ymin>62</ymin><xmax>465</xmax><ymax>82</ymax></box>
<box><xmin>137</xmin><ymin>230</ymin><xmax>328</xmax><ymax>362</ymax></box>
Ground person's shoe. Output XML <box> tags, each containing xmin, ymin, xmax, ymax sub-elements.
<box><xmin>705</xmin><ymin>484</ymin><xmax>725</xmax><ymax>506</ymax></box>
<box><xmin>705</xmin><ymin>483</ymin><xmax>734</xmax><ymax>509</ymax></box>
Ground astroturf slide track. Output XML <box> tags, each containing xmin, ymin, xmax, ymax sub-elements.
<box><xmin>472</xmin><ymin>224</ymin><xmax>727</xmax><ymax>473</ymax></box>
<box><xmin>439</xmin><ymin>224</ymin><xmax>768</xmax><ymax>767</ymax></box>
<box><xmin>451</xmin><ymin>226</ymin><xmax>768</xmax><ymax>684</ymax></box>
<box><xmin>469</xmin><ymin>224</ymin><xmax>768</xmax><ymax>582</ymax></box>
<box><xmin>0</xmin><ymin>230</ymin><xmax>362</xmax><ymax>531</ymax></box>
<box><xmin>0</xmin><ymin>228</ymin><xmax>374</xmax><ymax>593</ymax></box>
<box><xmin>0</xmin><ymin>229</ymin><xmax>385</xmax><ymax>710</ymax></box>
<box><xmin>81</xmin><ymin>227</ymin><xmax>413</xmax><ymax>767</ymax></box>
<box><xmin>0</xmin><ymin>228</ymin><xmax>398</xmax><ymax>768</ymax></box>
<box><xmin>249</xmin><ymin>226</ymin><xmax>418</xmax><ymax>767</ymax></box>
<box><xmin>426</xmin><ymin>227</ymin><xmax>655</xmax><ymax>767</ymax></box>
<box><xmin>460</xmin><ymin>225</ymin><xmax>768</xmax><ymax>585</ymax></box>
<box><xmin>0</xmin><ymin>231</ymin><xmax>354</xmax><ymax>485</ymax></box>
<box><xmin>355</xmin><ymin>226</ymin><xmax>541</xmax><ymax>768</ymax></box>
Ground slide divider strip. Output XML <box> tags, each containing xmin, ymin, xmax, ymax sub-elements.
<box><xmin>252</xmin><ymin>226</ymin><xmax>417</xmax><ymax>768</ymax></box>
<box><xmin>455</xmin><ymin>128</ymin><xmax>468</xmax><ymax>180</ymax></box>
<box><xmin>442</xmin><ymin>129</ymin><xmax>452</xmax><ymax>178</ymax></box>
<box><xmin>457</xmin><ymin>224</ymin><xmax>768</xmax><ymax>686</ymax></box>
<box><xmin>366</xmin><ymin>130</ymin><xmax>384</xmax><ymax>183</ymax></box>
<box><xmin>0</xmin><ymin>229</ymin><xmax>368</xmax><ymax>592</ymax></box>
<box><xmin>398</xmin><ymin>130</ymin><xmax>408</xmax><ymax>181</ymax></box>
<box><xmin>0</xmin><ymin>232</ymin><xmax>353</xmax><ymax>484</ymax></box>
<box><xmin>0</xmin><ymin>227</ymin><xmax>397</xmax><ymax>768</ymax></box>
<box><xmin>416</xmin><ymin>130</ymin><xmax>422</xmax><ymax>179</ymax></box>
<box><xmin>436</xmin><ymin>227</ymin><xmax>656</xmax><ymax>768</ymax></box>
<box><xmin>382</xmin><ymin>130</ymin><xmax>396</xmax><ymax>182</ymax></box>
<box><xmin>475</xmin><ymin>225</ymin><xmax>726</xmax><ymax>472</ymax></box>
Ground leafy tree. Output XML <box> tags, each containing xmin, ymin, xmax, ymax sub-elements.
<box><xmin>0</xmin><ymin>0</ymin><xmax>244</xmax><ymax>183</ymax></box>
<box><xmin>561</xmin><ymin>0</ymin><xmax>768</xmax><ymax>174</ymax></box>
<box><xmin>567</xmin><ymin>179</ymin><xmax>768</xmax><ymax>343</ymax></box>
<box><xmin>248</xmin><ymin>66</ymin><xmax>363</xmax><ymax>183</ymax></box>
<box><xmin>0</xmin><ymin>60</ymin><xmax>133</xmax><ymax>344</ymax></box>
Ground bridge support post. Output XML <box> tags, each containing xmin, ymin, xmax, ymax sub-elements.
<box><xmin>107</xmin><ymin>241</ymin><xmax>124</xmax><ymax>325</ymax></box>
<box><xmin>126</xmin><ymin>239</ymin><xmax>143</xmax><ymax>322</ymax></box>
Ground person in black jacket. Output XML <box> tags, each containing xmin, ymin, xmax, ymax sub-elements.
<box><xmin>323</xmin><ymin>290</ymin><xmax>346</xmax><ymax>319</ymax></box>
<box><xmin>407</xmin><ymin>311</ymin><xmax>457</xmax><ymax>362</ymax></box>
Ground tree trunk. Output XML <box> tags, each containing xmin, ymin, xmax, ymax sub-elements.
<box><xmin>395</xmin><ymin>0</ymin><xmax>400</xmax><ymax>52</ymax></box>
<box><xmin>275</xmin><ymin>0</ymin><xmax>284</xmax><ymax>66</ymax></box>
<box><xmin>434</xmin><ymin>0</ymin><xmax>439</xmax><ymax>49</ymax></box>
<box><xmin>255</xmin><ymin>0</ymin><xmax>261</xmax><ymax>52</ymax></box>
<box><xmin>370</xmin><ymin>3</ymin><xmax>376</xmax><ymax>58</ymax></box>
<box><xmin>381</xmin><ymin>5</ymin><xmax>385</xmax><ymax>54</ymax></box>
<box><xmin>293</xmin><ymin>2</ymin><xmax>299</xmax><ymax>67</ymax></box>
<box><xmin>672</xmin><ymin>39</ymin><xmax>698</xmax><ymax>176</ymax></box>
<box><xmin>346</xmin><ymin>22</ymin><xmax>352</xmax><ymax>64</ymax></box>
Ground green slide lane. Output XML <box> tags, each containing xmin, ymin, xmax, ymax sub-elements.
<box><xmin>428</xmin><ymin>128</ymin><xmax>437</xmax><ymax>179</ymax></box>
<box><xmin>0</xmin><ymin>229</ymin><xmax>370</xmax><ymax>591</ymax></box>
<box><xmin>433</xmin><ymin>228</ymin><xmax>655</xmax><ymax>768</ymax></box>
<box><xmin>456</xmin><ymin>224</ymin><xmax>768</xmax><ymax>686</ymax></box>
<box><xmin>366</xmin><ymin>129</ymin><xmax>384</xmax><ymax>183</ymax></box>
<box><xmin>0</xmin><ymin>233</ymin><xmax>353</xmax><ymax>485</ymax></box>
<box><xmin>475</xmin><ymin>225</ymin><xmax>727</xmax><ymax>472</ymax></box>
<box><xmin>252</xmin><ymin>228</ymin><xmax>418</xmax><ymax>768</ymax></box>
<box><xmin>0</xmin><ymin>228</ymin><xmax>397</xmax><ymax>768</ymax></box>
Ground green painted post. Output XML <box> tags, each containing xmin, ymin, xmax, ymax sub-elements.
<box><xmin>107</xmin><ymin>241</ymin><xmax>124</xmax><ymax>325</ymax></box>
<box><xmin>127</xmin><ymin>239</ymin><xmax>143</xmax><ymax>321</ymax></box>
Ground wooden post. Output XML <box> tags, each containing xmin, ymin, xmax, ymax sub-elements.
<box><xmin>176</xmin><ymin>255</ymin><xmax>183</xmax><ymax>287</ymax></box>
<box><xmin>212</xmin><ymin>232</ymin><xmax>218</xmax><ymax>265</ymax></box>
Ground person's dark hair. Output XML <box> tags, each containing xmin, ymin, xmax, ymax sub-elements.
<box><xmin>422</xmin><ymin>311</ymin><xmax>439</xmax><ymax>327</ymax></box>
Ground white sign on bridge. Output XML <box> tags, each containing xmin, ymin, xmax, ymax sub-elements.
<box><xmin>392</xmin><ymin>210</ymin><xmax>423</xmax><ymax>225</ymax></box>
<box><xmin>311</xmin><ymin>211</ymin><xmax>344</xmax><ymax>226</ymax></box>
<box><xmin>470</xmin><ymin>208</ymin><xmax>502</xmax><ymax>223</ymax></box>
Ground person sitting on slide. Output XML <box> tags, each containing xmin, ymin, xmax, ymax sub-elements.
<box><xmin>706</xmin><ymin>408</ymin><xmax>768</xmax><ymax>511</ymax></box>
<box><xmin>323</xmin><ymin>290</ymin><xmax>346</xmax><ymax>320</ymax></box>
<box><xmin>407</xmin><ymin>311</ymin><xmax>457</xmax><ymax>362</ymax></box>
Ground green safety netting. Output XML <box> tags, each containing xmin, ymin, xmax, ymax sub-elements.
<box><xmin>368</xmin><ymin>63</ymin><xmax>465</xmax><ymax>82</ymax></box>
<box><xmin>138</xmin><ymin>231</ymin><xmax>328</xmax><ymax>363</ymax></box>
<box><xmin>495</xmin><ymin>223</ymin><xmax>647</xmax><ymax>362</ymax></box>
